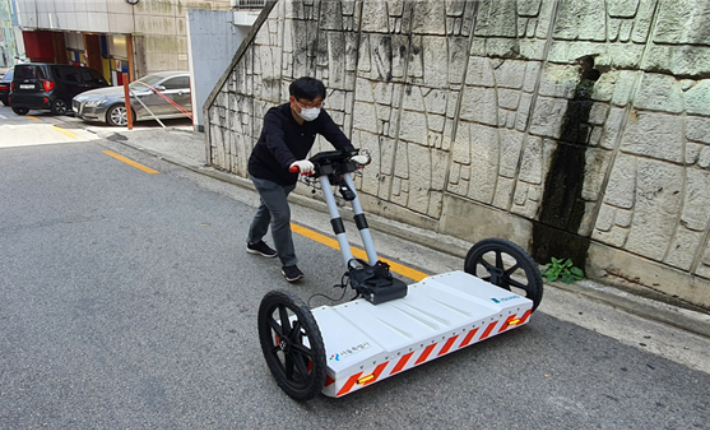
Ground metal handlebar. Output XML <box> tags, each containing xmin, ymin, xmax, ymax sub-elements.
<box><xmin>289</xmin><ymin>149</ymin><xmax>370</xmax><ymax>177</ymax></box>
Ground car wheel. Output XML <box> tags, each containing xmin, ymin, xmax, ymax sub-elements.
<box><xmin>51</xmin><ymin>98</ymin><xmax>68</xmax><ymax>115</ymax></box>
<box><xmin>107</xmin><ymin>104</ymin><xmax>131</xmax><ymax>126</ymax></box>
<box><xmin>12</xmin><ymin>107</ymin><xmax>29</xmax><ymax>115</ymax></box>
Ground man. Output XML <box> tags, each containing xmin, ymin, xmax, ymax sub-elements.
<box><xmin>246</xmin><ymin>76</ymin><xmax>366</xmax><ymax>282</ymax></box>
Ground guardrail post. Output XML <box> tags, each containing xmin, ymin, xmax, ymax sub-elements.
<box><xmin>122</xmin><ymin>73</ymin><xmax>133</xmax><ymax>130</ymax></box>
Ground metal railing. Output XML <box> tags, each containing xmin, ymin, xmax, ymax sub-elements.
<box><xmin>231</xmin><ymin>0</ymin><xmax>265</xmax><ymax>9</ymax></box>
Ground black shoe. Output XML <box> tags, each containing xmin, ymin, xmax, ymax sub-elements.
<box><xmin>282</xmin><ymin>265</ymin><xmax>304</xmax><ymax>282</ymax></box>
<box><xmin>246</xmin><ymin>241</ymin><xmax>277</xmax><ymax>258</ymax></box>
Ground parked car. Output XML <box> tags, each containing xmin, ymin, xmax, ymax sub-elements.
<box><xmin>0</xmin><ymin>69</ymin><xmax>14</xmax><ymax>106</ymax></box>
<box><xmin>72</xmin><ymin>71</ymin><xmax>191</xmax><ymax>126</ymax></box>
<box><xmin>8</xmin><ymin>63</ymin><xmax>109</xmax><ymax>115</ymax></box>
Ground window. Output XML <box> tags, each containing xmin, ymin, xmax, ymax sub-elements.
<box><xmin>129</xmin><ymin>74</ymin><xmax>163</xmax><ymax>91</ymax></box>
<box><xmin>16</xmin><ymin>65</ymin><xmax>46</xmax><ymax>80</ymax></box>
<box><xmin>63</xmin><ymin>69</ymin><xmax>81</xmax><ymax>83</ymax></box>
<box><xmin>87</xmin><ymin>69</ymin><xmax>107</xmax><ymax>84</ymax></box>
<box><xmin>161</xmin><ymin>76</ymin><xmax>190</xmax><ymax>90</ymax></box>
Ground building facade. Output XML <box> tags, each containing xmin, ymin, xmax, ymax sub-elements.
<box><xmin>206</xmin><ymin>0</ymin><xmax>710</xmax><ymax>311</ymax></box>
<box><xmin>12</xmin><ymin>0</ymin><xmax>233</xmax><ymax>84</ymax></box>
<box><xmin>0</xmin><ymin>0</ymin><xmax>21</xmax><ymax>68</ymax></box>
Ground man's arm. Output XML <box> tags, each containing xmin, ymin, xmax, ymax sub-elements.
<box><xmin>318</xmin><ymin>110</ymin><xmax>355</xmax><ymax>151</ymax></box>
<box><xmin>263</xmin><ymin>110</ymin><xmax>297</xmax><ymax>169</ymax></box>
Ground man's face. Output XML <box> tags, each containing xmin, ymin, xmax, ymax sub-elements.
<box><xmin>290</xmin><ymin>96</ymin><xmax>323</xmax><ymax>114</ymax></box>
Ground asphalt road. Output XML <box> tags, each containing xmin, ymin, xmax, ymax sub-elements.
<box><xmin>1</xmin><ymin>107</ymin><xmax>709</xmax><ymax>429</ymax></box>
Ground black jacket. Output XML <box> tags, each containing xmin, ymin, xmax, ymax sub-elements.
<box><xmin>248</xmin><ymin>103</ymin><xmax>354</xmax><ymax>185</ymax></box>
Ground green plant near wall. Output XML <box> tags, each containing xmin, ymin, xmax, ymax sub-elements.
<box><xmin>541</xmin><ymin>257</ymin><xmax>584</xmax><ymax>284</ymax></box>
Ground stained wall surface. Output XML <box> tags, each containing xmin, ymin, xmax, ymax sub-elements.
<box><xmin>206</xmin><ymin>0</ymin><xmax>710</xmax><ymax>310</ymax></box>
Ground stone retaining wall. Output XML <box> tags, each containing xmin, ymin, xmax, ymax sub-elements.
<box><xmin>205</xmin><ymin>0</ymin><xmax>710</xmax><ymax>310</ymax></box>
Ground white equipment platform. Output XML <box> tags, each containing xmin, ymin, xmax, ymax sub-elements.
<box><xmin>311</xmin><ymin>270</ymin><xmax>533</xmax><ymax>397</ymax></box>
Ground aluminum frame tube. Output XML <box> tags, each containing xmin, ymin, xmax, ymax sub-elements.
<box><xmin>319</xmin><ymin>176</ymin><xmax>355</xmax><ymax>267</ymax></box>
<box><xmin>343</xmin><ymin>173</ymin><xmax>378</xmax><ymax>265</ymax></box>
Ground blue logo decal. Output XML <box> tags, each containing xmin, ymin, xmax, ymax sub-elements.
<box><xmin>491</xmin><ymin>295</ymin><xmax>519</xmax><ymax>303</ymax></box>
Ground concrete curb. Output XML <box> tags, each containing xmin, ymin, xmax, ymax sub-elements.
<box><xmin>550</xmin><ymin>280</ymin><xmax>710</xmax><ymax>339</ymax></box>
<box><xmin>114</xmin><ymin>135</ymin><xmax>710</xmax><ymax>340</ymax></box>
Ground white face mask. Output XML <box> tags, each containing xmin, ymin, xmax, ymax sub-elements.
<box><xmin>297</xmin><ymin>106</ymin><xmax>321</xmax><ymax>122</ymax></box>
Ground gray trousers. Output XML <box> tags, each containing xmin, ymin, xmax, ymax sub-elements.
<box><xmin>247</xmin><ymin>176</ymin><xmax>298</xmax><ymax>267</ymax></box>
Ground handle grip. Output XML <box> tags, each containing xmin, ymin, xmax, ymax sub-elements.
<box><xmin>290</xmin><ymin>165</ymin><xmax>312</xmax><ymax>176</ymax></box>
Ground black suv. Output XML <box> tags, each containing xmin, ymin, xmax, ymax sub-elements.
<box><xmin>9</xmin><ymin>63</ymin><xmax>109</xmax><ymax>115</ymax></box>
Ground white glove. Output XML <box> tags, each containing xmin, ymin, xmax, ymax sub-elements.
<box><xmin>290</xmin><ymin>159</ymin><xmax>314</xmax><ymax>174</ymax></box>
<box><xmin>351</xmin><ymin>155</ymin><xmax>369</xmax><ymax>166</ymax></box>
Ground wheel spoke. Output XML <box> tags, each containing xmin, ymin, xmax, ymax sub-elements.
<box><xmin>477</xmin><ymin>258</ymin><xmax>496</xmax><ymax>273</ymax></box>
<box><xmin>291</xmin><ymin>343</ymin><xmax>315</xmax><ymax>360</ymax></box>
<box><xmin>288</xmin><ymin>320</ymin><xmax>302</xmax><ymax>343</ymax></box>
<box><xmin>292</xmin><ymin>351</ymin><xmax>310</xmax><ymax>377</ymax></box>
<box><xmin>278</xmin><ymin>305</ymin><xmax>291</xmax><ymax>337</ymax></box>
<box><xmin>284</xmin><ymin>355</ymin><xmax>295</xmax><ymax>379</ymax></box>
<box><xmin>507</xmin><ymin>278</ymin><xmax>528</xmax><ymax>291</ymax></box>
<box><xmin>267</xmin><ymin>317</ymin><xmax>284</xmax><ymax>339</ymax></box>
<box><xmin>495</xmin><ymin>250</ymin><xmax>504</xmax><ymax>270</ymax></box>
<box><xmin>504</xmin><ymin>263</ymin><xmax>521</xmax><ymax>277</ymax></box>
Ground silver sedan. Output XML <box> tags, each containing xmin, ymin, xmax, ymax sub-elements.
<box><xmin>72</xmin><ymin>71</ymin><xmax>191</xmax><ymax>126</ymax></box>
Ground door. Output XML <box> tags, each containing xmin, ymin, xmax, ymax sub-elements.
<box><xmin>135</xmin><ymin>75</ymin><xmax>190</xmax><ymax>118</ymax></box>
<box><xmin>53</xmin><ymin>66</ymin><xmax>85</xmax><ymax>100</ymax></box>
<box><xmin>155</xmin><ymin>76</ymin><xmax>190</xmax><ymax>117</ymax></box>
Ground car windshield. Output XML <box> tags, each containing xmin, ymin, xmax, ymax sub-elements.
<box><xmin>129</xmin><ymin>74</ymin><xmax>164</xmax><ymax>91</ymax></box>
<box><xmin>1</xmin><ymin>70</ymin><xmax>13</xmax><ymax>83</ymax></box>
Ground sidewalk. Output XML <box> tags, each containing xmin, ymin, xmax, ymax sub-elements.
<box><xmin>99</xmin><ymin>125</ymin><xmax>710</xmax><ymax>342</ymax></box>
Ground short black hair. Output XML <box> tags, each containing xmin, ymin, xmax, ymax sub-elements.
<box><xmin>289</xmin><ymin>76</ymin><xmax>326</xmax><ymax>101</ymax></box>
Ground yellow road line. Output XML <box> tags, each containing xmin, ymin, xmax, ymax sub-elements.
<box><xmin>27</xmin><ymin>115</ymin><xmax>40</xmax><ymax>121</ymax></box>
<box><xmin>290</xmin><ymin>223</ymin><xmax>429</xmax><ymax>282</ymax></box>
<box><xmin>53</xmin><ymin>126</ymin><xmax>78</xmax><ymax>138</ymax></box>
<box><xmin>102</xmin><ymin>150</ymin><xmax>160</xmax><ymax>174</ymax></box>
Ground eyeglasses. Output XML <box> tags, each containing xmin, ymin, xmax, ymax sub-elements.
<box><xmin>296</xmin><ymin>99</ymin><xmax>324</xmax><ymax>109</ymax></box>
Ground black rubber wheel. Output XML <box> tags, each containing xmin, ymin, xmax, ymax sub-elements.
<box><xmin>12</xmin><ymin>107</ymin><xmax>29</xmax><ymax>115</ymax></box>
<box><xmin>464</xmin><ymin>238</ymin><xmax>544</xmax><ymax>312</ymax></box>
<box><xmin>51</xmin><ymin>98</ymin><xmax>68</xmax><ymax>115</ymax></box>
<box><xmin>258</xmin><ymin>290</ymin><xmax>326</xmax><ymax>401</ymax></box>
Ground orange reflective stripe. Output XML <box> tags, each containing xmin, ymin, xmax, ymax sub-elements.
<box><xmin>325</xmin><ymin>375</ymin><xmax>335</xmax><ymax>387</ymax></box>
<box><xmin>361</xmin><ymin>362</ymin><xmax>389</xmax><ymax>387</ymax></box>
<box><xmin>336</xmin><ymin>362</ymin><xmax>390</xmax><ymax>396</ymax></box>
<box><xmin>458</xmin><ymin>328</ymin><xmax>479</xmax><ymax>348</ymax></box>
<box><xmin>390</xmin><ymin>351</ymin><xmax>414</xmax><ymax>375</ymax></box>
<box><xmin>415</xmin><ymin>343</ymin><xmax>438</xmax><ymax>365</ymax></box>
<box><xmin>479</xmin><ymin>321</ymin><xmax>498</xmax><ymax>341</ymax></box>
<box><xmin>437</xmin><ymin>335</ymin><xmax>459</xmax><ymax>356</ymax></box>
<box><xmin>518</xmin><ymin>310</ymin><xmax>532</xmax><ymax>325</ymax></box>
<box><xmin>499</xmin><ymin>315</ymin><xmax>519</xmax><ymax>333</ymax></box>
<box><xmin>337</xmin><ymin>372</ymin><xmax>362</xmax><ymax>397</ymax></box>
